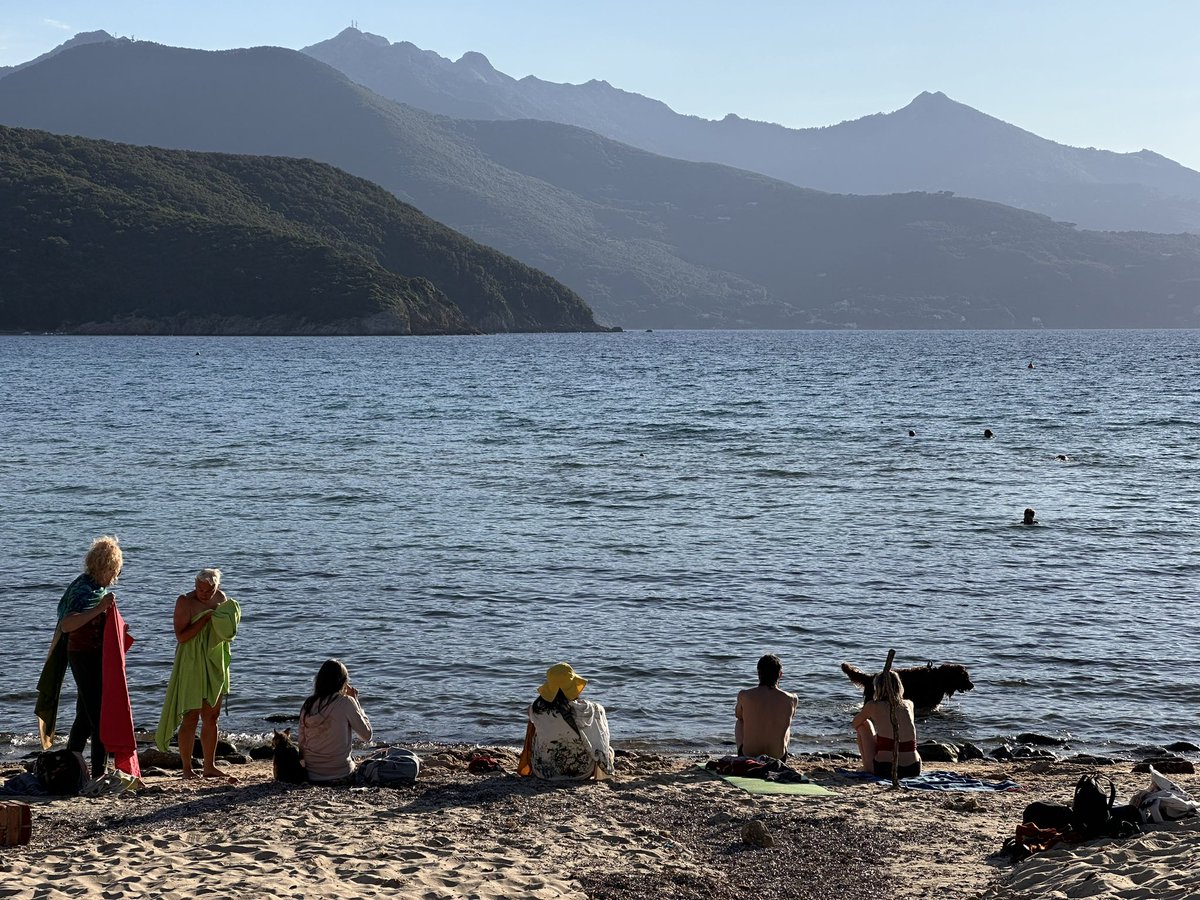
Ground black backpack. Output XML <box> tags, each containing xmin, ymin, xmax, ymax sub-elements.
<box><xmin>1071</xmin><ymin>773</ymin><xmax>1116</xmax><ymax>836</ymax></box>
<box><xmin>34</xmin><ymin>748</ymin><xmax>88</xmax><ymax>796</ymax></box>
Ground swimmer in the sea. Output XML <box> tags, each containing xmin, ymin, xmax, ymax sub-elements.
<box><xmin>1022</xmin><ymin>508</ymin><xmax>1038</xmax><ymax>526</ymax></box>
<box><xmin>908</xmin><ymin>430</ymin><xmax>916</xmax><ymax>437</ymax></box>
<box><xmin>983</xmin><ymin>429</ymin><xmax>994</xmax><ymax>439</ymax></box>
<box><xmin>1055</xmin><ymin>454</ymin><xmax>1070</xmax><ymax>461</ymax></box>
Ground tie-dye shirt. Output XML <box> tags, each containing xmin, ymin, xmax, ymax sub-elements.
<box><xmin>57</xmin><ymin>573</ymin><xmax>110</xmax><ymax>651</ymax></box>
<box><xmin>527</xmin><ymin>698</ymin><xmax>615</xmax><ymax>781</ymax></box>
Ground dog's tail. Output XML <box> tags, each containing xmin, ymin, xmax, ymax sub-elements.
<box><xmin>840</xmin><ymin>662</ymin><xmax>871</xmax><ymax>687</ymax></box>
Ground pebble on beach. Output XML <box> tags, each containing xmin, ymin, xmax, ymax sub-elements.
<box><xmin>741</xmin><ymin>819</ymin><xmax>775</xmax><ymax>848</ymax></box>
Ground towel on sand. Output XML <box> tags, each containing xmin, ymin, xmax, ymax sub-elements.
<box><xmin>697</xmin><ymin>763</ymin><xmax>835</xmax><ymax>796</ymax></box>
<box><xmin>837</xmin><ymin>768</ymin><xmax>1022</xmax><ymax>792</ymax></box>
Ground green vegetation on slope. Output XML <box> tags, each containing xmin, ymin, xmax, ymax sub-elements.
<box><xmin>0</xmin><ymin>125</ymin><xmax>601</xmax><ymax>334</ymax></box>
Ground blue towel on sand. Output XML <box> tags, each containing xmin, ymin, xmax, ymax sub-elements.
<box><xmin>836</xmin><ymin>768</ymin><xmax>1022</xmax><ymax>792</ymax></box>
<box><xmin>0</xmin><ymin>773</ymin><xmax>46</xmax><ymax>796</ymax></box>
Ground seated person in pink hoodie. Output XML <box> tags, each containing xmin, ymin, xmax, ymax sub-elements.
<box><xmin>298</xmin><ymin>659</ymin><xmax>372</xmax><ymax>784</ymax></box>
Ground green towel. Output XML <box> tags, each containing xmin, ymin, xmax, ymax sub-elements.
<box><xmin>715</xmin><ymin>774</ymin><xmax>835</xmax><ymax>796</ymax></box>
<box><xmin>697</xmin><ymin>764</ymin><xmax>836</xmax><ymax>796</ymax></box>
<box><xmin>155</xmin><ymin>599</ymin><xmax>241</xmax><ymax>751</ymax></box>
<box><xmin>35</xmin><ymin>628</ymin><xmax>69</xmax><ymax>748</ymax></box>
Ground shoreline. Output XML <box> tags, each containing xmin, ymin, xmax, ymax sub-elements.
<box><xmin>0</xmin><ymin>727</ymin><xmax>1191</xmax><ymax>770</ymax></box>
<box><xmin>2</xmin><ymin>747</ymin><xmax>1198</xmax><ymax>899</ymax></box>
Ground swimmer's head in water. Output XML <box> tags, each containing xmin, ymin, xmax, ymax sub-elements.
<box><xmin>1022</xmin><ymin>508</ymin><xmax>1037</xmax><ymax>525</ymax></box>
<box><xmin>983</xmin><ymin>429</ymin><xmax>994</xmax><ymax>439</ymax></box>
<box><xmin>908</xmin><ymin>430</ymin><xmax>916</xmax><ymax>437</ymax></box>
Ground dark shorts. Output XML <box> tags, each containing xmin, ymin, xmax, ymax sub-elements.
<box><xmin>737</xmin><ymin>746</ymin><xmax>788</xmax><ymax>762</ymax></box>
<box><xmin>874</xmin><ymin>760</ymin><xmax>921</xmax><ymax>779</ymax></box>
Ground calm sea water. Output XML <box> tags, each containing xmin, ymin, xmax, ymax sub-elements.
<box><xmin>2</xmin><ymin>330</ymin><xmax>1198</xmax><ymax>759</ymax></box>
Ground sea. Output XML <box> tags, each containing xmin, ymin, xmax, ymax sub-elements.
<box><xmin>2</xmin><ymin>329</ymin><xmax>1198</xmax><ymax>761</ymax></box>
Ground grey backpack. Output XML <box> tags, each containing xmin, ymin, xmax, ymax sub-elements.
<box><xmin>356</xmin><ymin>748</ymin><xmax>420</xmax><ymax>786</ymax></box>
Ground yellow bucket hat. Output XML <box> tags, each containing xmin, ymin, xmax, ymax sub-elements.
<box><xmin>538</xmin><ymin>663</ymin><xmax>588</xmax><ymax>702</ymax></box>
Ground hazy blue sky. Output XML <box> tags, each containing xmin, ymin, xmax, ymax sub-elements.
<box><xmin>3</xmin><ymin>1</ymin><xmax>1198</xmax><ymax>169</ymax></box>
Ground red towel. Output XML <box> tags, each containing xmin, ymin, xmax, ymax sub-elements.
<box><xmin>100</xmin><ymin>608</ymin><xmax>141</xmax><ymax>778</ymax></box>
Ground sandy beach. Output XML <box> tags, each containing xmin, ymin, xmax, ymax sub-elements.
<box><xmin>1</xmin><ymin>748</ymin><xmax>1197</xmax><ymax>899</ymax></box>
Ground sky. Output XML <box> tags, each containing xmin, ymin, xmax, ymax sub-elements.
<box><xmin>3</xmin><ymin>0</ymin><xmax>1199</xmax><ymax>169</ymax></box>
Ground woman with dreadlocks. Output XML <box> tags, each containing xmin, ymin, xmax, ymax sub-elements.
<box><xmin>852</xmin><ymin>668</ymin><xmax>922</xmax><ymax>779</ymax></box>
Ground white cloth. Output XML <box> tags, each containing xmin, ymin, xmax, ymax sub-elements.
<box><xmin>1133</xmin><ymin>766</ymin><xmax>1200</xmax><ymax>824</ymax></box>
<box><xmin>299</xmin><ymin>695</ymin><xmax>372</xmax><ymax>782</ymax></box>
<box><xmin>528</xmin><ymin>698</ymin><xmax>615</xmax><ymax>781</ymax></box>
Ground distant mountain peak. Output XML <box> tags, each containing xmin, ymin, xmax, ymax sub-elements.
<box><xmin>0</xmin><ymin>29</ymin><xmax>116</xmax><ymax>80</ymax></box>
<box><xmin>900</xmin><ymin>90</ymin><xmax>970</xmax><ymax>114</ymax></box>
<box><xmin>887</xmin><ymin>90</ymin><xmax>998</xmax><ymax>128</ymax></box>
<box><xmin>66</xmin><ymin>30</ymin><xmax>115</xmax><ymax>46</ymax></box>
<box><xmin>456</xmin><ymin>51</ymin><xmax>495</xmax><ymax>72</ymax></box>
<box><xmin>331</xmin><ymin>26</ymin><xmax>390</xmax><ymax>47</ymax></box>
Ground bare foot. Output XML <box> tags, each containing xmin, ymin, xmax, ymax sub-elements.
<box><xmin>181</xmin><ymin>769</ymin><xmax>201</xmax><ymax>780</ymax></box>
<box><xmin>202</xmin><ymin>767</ymin><xmax>238</xmax><ymax>782</ymax></box>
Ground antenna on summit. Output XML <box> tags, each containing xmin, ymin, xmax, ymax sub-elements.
<box><xmin>351</xmin><ymin>19</ymin><xmax>358</xmax><ymax>29</ymax></box>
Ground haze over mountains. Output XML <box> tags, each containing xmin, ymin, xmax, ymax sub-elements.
<box><xmin>2</xmin><ymin>34</ymin><xmax>1200</xmax><ymax>329</ymax></box>
<box><xmin>304</xmin><ymin>27</ymin><xmax>1200</xmax><ymax>235</ymax></box>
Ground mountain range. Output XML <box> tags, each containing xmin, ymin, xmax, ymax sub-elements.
<box><xmin>0</xmin><ymin>124</ymin><xmax>600</xmax><ymax>334</ymax></box>
<box><xmin>2</xmin><ymin>36</ymin><xmax>1200</xmax><ymax>328</ymax></box>
<box><xmin>304</xmin><ymin>27</ymin><xmax>1200</xmax><ymax>235</ymax></box>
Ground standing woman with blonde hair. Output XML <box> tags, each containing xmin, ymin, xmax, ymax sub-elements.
<box><xmin>155</xmin><ymin>568</ymin><xmax>242</xmax><ymax>779</ymax></box>
<box><xmin>36</xmin><ymin>535</ymin><xmax>124</xmax><ymax>779</ymax></box>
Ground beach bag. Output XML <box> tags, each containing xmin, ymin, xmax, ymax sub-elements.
<box><xmin>33</xmin><ymin>748</ymin><xmax>88</xmax><ymax>796</ymax></box>
<box><xmin>1105</xmin><ymin>803</ymin><xmax>1143</xmax><ymax>837</ymax></box>
<box><xmin>1071</xmin><ymin>773</ymin><xmax>1115</xmax><ymax>836</ymax></box>
<box><xmin>356</xmin><ymin>748</ymin><xmax>420</xmax><ymax>786</ymax></box>
<box><xmin>1021</xmin><ymin>800</ymin><xmax>1073</xmax><ymax>831</ymax></box>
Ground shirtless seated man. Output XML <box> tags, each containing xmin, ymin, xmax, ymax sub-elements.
<box><xmin>734</xmin><ymin>654</ymin><xmax>798</xmax><ymax>760</ymax></box>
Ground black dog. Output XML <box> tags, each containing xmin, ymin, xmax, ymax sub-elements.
<box><xmin>272</xmin><ymin>729</ymin><xmax>308</xmax><ymax>784</ymax></box>
<box><xmin>841</xmin><ymin>661</ymin><xmax>974</xmax><ymax>713</ymax></box>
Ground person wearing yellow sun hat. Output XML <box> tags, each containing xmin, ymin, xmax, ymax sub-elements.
<box><xmin>517</xmin><ymin>663</ymin><xmax>614</xmax><ymax>781</ymax></box>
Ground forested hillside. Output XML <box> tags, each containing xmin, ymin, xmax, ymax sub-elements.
<box><xmin>0</xmin><ymin>126</ymin><xmax>601</xmax><ymax>334</ymax></box>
